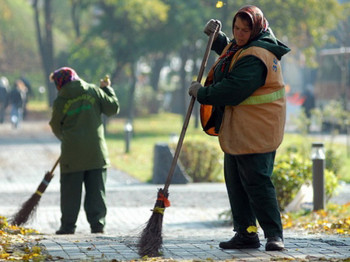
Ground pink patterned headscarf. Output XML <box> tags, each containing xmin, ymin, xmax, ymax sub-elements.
<box><xmin>233</xmin><ymin>5</ymin><xmax>269</xmax><ymax>41</ymax></box>
<box><xmin>50</xmin><ymin>67</ymin><xmax>80</xmax><ymax>90</ymax></box>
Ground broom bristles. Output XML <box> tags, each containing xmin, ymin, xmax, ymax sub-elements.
<box><xmin>138</xmin><ymin>212</ymin><xmax>164</xmax><ymax>257</ymax></box>
<box><xmin>138</xmin><ymin>189</ymin><xmax>168</xmax><ymax>257</ymax></box>
<box><xmin>10</xmin><ymin>171</ymin><xmax>53</xmax><ymax>226</ymax></box>
<box><xmin>11</xmin><ymin>193</ymin><xmax>41</xmax><ymax>226</ymax></box>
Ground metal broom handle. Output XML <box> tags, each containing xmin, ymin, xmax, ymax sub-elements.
<box><xmin>163</xmin><ymin>24</ymin><xmax>220</xmax><ymax>193</ymax></box>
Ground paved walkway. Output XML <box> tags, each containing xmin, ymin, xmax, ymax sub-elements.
<box><xmin>0</xmin><ymin>119</ymin><xmax>349</xmax><ymax>261</ymax></box>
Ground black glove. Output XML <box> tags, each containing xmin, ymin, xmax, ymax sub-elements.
<box><xmin>203</xmin><ymin>19</ymin><xmax>222</xmax><ymax>38</ymax></box>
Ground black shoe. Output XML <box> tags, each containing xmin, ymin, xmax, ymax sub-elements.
<box><xmin>91</xmin><ymin>229</ymin><xmax>104</xmax><ymax>234</ymax></box>
<box><xmin>219</xmin><ymin>232</ymin><xmax>261</xmax><ymax>249</ymax></box>
<box><xmin>55</xmin><ymin>229</ymin><xmax>74</xmax><ymax>235</ymax></box>
<box><xmin>265</xmin><ymin>236</ymin><xmax>284</xmax><ymax>251</ymax></box>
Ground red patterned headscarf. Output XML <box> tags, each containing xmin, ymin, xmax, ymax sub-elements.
<box><xmin>232</xmin><ymin>5</ymin><xmax>269</xmax><ymax>41</ymax></box>
<box><xmin>50</xmin><ymin>67</ymin><xmax>80</xmax><ymax>91</ymax></box>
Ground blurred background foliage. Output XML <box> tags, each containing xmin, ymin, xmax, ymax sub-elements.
<box><xmin>1</xmin><ymin>0</ymin><xmax>350</xmax><ymax>192</ymax></box>
<box><xmin>0</xmin><ymin>0</ymin><xmax>348</xmax><ymax>116</ymax></box>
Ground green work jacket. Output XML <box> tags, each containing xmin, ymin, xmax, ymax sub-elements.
<box><xmin>49</xmin><ymin>80</ymin><xmax>119</xmax><ymax>173</ymax></box>
<box><xmin>197</xmin><ymin>29</ymin><xmax>290</xmax><ymax>106</ymax></box>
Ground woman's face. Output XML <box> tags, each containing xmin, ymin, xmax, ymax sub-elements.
<box><xmin>233</xmin><ymin>17</ymin><xmax>252</xmax><ymax>47</ymax></box>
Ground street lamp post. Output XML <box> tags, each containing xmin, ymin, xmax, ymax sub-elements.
<box><xmin>124</xmin><ymin>121</ymin><xmax>133</xmax><ymax>153</ymax></box>
<box><xmin>311</xmin><ymin>142</ymin><xmax>325</xmax><ymax>211</ymax></box>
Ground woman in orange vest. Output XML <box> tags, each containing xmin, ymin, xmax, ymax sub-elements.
<box><xmin>189</xmin><ymin>5</ymin><xmax>290</xmax><ymax>251</ymax></box>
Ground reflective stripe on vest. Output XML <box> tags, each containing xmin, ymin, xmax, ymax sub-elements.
<box><xmin>239</xmin><ymin>87</ymin><xmax>285</xmax><ymax>105</ymax></box>
<box><xmin>227</xmin><ymin>46</ymin><xmax>285</xmax><ymax>106</ymax></box>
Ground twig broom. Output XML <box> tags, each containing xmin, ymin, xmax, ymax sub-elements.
<box><xmin>137</xmin><ymin>25</ymin><xmax>219</xmax><ymax>257</ymax></box>
<box><xmin>11</xmin><ymin>157</ymin><xmax>60</xmax><ymax>226</ymax></box>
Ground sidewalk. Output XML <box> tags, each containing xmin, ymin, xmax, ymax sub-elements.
<box><xmin>0</xmin><ymin>119</ymin><xmax>349</xmax><ymax>261</ymax></box>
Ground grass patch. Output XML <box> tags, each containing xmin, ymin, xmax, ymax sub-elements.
<box><xmin>27</xmin><ymin>100</ymin><xmax>49</xmax><ymax>111</ymax></box>
<box><xmin>25</xmin><ymin>102</ymin><xmax>350</xmax><ymax>184</ymax></box>
<box><xmin>26</xmin><ymin>100</ymin><xmax>51</xmax><ymax>120</ymax></box>
<box><xmin>106</xmin><ymin>113</ymin><xmax>219</xmax><ymax>182</ymax></box>
<box><xmin>107</xmin><ymin>113</ymin><xmax>350</xmax><ymax>183</ymax></box>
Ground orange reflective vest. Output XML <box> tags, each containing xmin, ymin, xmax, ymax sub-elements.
<box><xmin>200</xmin><ymin>44</ymin><xmax>286</xmax><ymax>155</ymax></box>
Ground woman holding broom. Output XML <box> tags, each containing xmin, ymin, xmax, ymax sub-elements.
<box><xmin>189</xmin><ymin>5</ymin><xmax>290</xmax><ymax>251</ymax></box>
<box><xmin>49</xmin><ymin>67</ymin><xmax>119</xmax><ymax>234</ymax></box>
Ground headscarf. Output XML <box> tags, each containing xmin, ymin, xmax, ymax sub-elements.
<box><xmin>232</xmin><ymin>5</ymin><xmax>269</xmax><ymax>41</ymax></box>
<box><xmin>49</xmin><ymin>67</ymin><xmax>80</xmax><ymax>91</ymax></box>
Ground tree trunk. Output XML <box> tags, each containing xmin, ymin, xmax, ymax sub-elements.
<box><xmin>192</xmin><ymin>48</ymin><xmax>199</xmax><ymax>129</ymax></box>
<box><xmin>179</xmin><ymin>48</ymin><xmax>190</xmax><ymax>122</ymax></box>
<box><xmin>149</xmin><ymin>53</ymin><xmax>166</xmax><ymax>114</ymax></box>
<box><xmin>127</xmin><ymin>63</ymin><xmax>137</xmax><ymax>121</ymax></box>
<box><xmin>33</xmin><ymin>0</ymin><xmax>56</xmax><ymax>106</ymax></box>
<box><xmin>71</xmin><ymin>0</ymin><xmax>81</xmax><ymax>38</ymax></box>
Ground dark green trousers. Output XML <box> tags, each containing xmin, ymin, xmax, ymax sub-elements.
<box><xmin>224</xmin><ymin>152</ymin><xmax>283</xmax><ymax>238</ymax></box>
<box><xmin>59</xmin><ymin>168</ymin><xmax>107</xmax><ymax>232</ymax></box>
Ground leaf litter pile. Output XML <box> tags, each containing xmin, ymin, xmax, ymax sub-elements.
<box><xmin>282</xmin><ymin>203</ymin><xmax>350</xmax><ymax>235</ymax></box>
<box><xmin>0</xmin><ymin>216</ymin><xmax>47</xmax><ymax>261</ymax></box>
<box><xmin>0</xmin><ymin>203</ymin><xmax>349</xmax><ymax>261</ymax></box>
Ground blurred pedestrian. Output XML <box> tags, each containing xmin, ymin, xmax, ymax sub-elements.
<box><xmin>301</xmin><ymin>84</ymin><xmax>315</xmax><ymax>132</ymax></box>
<box><xmin>9</xmin><ymin>79</ymin><xmax>27</xmax><ymax>128</ymax></box>
<box><xmin>189</xmin><ymin>5</ymin><xmax>290</xmax><ymax>251</ymax></box>
<box><xmin>49</xmin><ymin>67</ymin><xmax>119</xmax><ymax>234</ymax></box>
<box><xmin>0</xmin><ymin>76</ymin><xmax>9</xmax><ymax>124</ymax></box>
<box><xmin>20</xmin><ymin>75</ymin><xmax>33</xmax><ymax>120</ymax></box>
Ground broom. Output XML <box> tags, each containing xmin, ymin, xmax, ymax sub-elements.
<box><xmin>137</xmin><ymin>24</ymin><xmax>219</xmax><ymax>257</ymax></box>
<box><xmin>11</xmin><ymin>157</ymin><xmax>60</xmax><ymax>226</ymax></box>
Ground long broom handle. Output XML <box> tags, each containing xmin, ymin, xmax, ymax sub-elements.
<box><xmin>50</xmin><ymin>157</ymin><xmax>60</xmax><ymax>174</ymax></box>
<box><xmin>35</xmin><ymin>156</ymin><xmax>60</xmax><ymax>196</ymax></box>
<box><xmin>163</xmin><ymin>24</ymin><xmax>219</xmax><ymax>193</ymax></box>
<box><xmin>45</xmin><ymin>157</ymin><xmax>60</xmax><ymax>182</ymax></box>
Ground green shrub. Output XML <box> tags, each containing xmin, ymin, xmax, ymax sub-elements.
<box><xmin>176</xmin><ymin>139</ymin><xmax>224</xmax><ymax>182</ymax></box>
<box><xmin>324</xmin><ymin>169</ymin><xmax>339</xmax><ymax>201</ymax></box>
<box><xmin>272</xmin><ymin>152</ymin><xmax>310</xmax><ymax>210</ymax></box>
<box><xmin>220</xmin><ymin>149</ymin><xmax>339</xmax><ymax>223</ymax></box>
<box><xmin>325</xmin><ymin>148</ymin><xmax>344</xmax><ymax>176</ymax></box>
<box><xmin>272</xmin><ymin>150</ymin><xmax>339</xmax><ymax>211</ymax></box>
<box><xmin>177</xmin><ymin>139</ymin><xmax>340</xmax><ymax>208</ymax></box>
